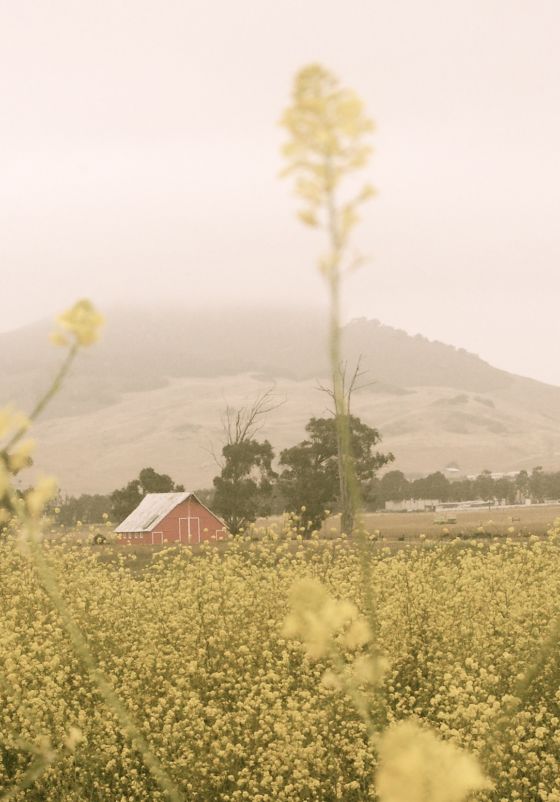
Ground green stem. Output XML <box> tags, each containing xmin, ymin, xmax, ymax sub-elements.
<box><xmin>5</xmin><ymin>344</ymin><xmax>79</xmax><ymax>452</ymax></box>
<box><xmin>324</xmin><ymin>160</ymin><xmax>383</xmax><ymax>723</ymax></box>
<box><xmin>325</xmin><ymin>172</ymin><xmax>352</xmax><ymax>535</ymax></box>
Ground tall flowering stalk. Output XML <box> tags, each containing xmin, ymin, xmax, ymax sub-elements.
<box><xmin>1</xmin><ymin>300</ymin><xmax>104</xmax><ymax>527</ymax></box>
<box><xmin>280</xmin><ymin>63</ymin><xmax>384</xmax><ymax>695</ymax></box>
<box><xmin>281</xmin><ymin>64</ymin><xmax>374</xmax><ymax>535</ymax></box>
<box><xmin>280</xmin><ymin>66</ymin><xmax>495</xmax><ymax>802</ymax></box>
<box><xmin>0</xmin><ymin>301</ymin><xmax>184</xmax><ymax>802</ymax></box>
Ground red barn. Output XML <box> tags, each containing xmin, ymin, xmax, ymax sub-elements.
<box><xmin>115</xmin><ymin>492</ymin><xmax>227</xmax><ymax>545</ymax></box>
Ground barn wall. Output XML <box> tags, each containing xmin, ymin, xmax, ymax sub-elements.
<box><xmin>119</xmin><ymin>498</ymin><xmax>227</xmax><ymax>545</ymax></box>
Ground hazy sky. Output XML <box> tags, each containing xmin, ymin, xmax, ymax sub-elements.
<box><xmin>2</xmin><ymin>1</ymin><xmax>560</xmax><ymax>384</ymax></box>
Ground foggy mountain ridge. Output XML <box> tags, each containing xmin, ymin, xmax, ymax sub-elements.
<box><xmin>2</xmin><ymin>306</ymin><xmax>560</xmax><ymax>494</ymax></box>
<box><xmin>2</xmin><ymin>306</ymin><xmax>556</xmax><ymax>406</ymax></box>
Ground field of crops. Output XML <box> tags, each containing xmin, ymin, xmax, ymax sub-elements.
<box><xmin>2</xmin><ymin>530</ymin><xmax>560</xmax><ymax>802</ymax></box>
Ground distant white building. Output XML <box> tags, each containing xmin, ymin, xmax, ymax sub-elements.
<box><xmin>384</xmin><ymin>499</ymin><xmax>439</xmax><ymax>512</ymax></box>
<box><xmin>466</xmin><ymin>471</ymin><xmax>520</xmax><ymax>480</ymax></box>
<box><xmin>437</xmin><ymin>499</ymin><xmax>494</xmax><ymax>510</ymax></box>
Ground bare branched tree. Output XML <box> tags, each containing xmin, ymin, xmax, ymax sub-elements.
<box><xmin>317</xmin><ymin>356</ymin><xmax>375</xmax><ymax>416</ymax></box>
<box><xmin>201</xmin><ymin>388</ymin><xmax>285</xmax><ymax>473</ymax></box>
<box><xmin>222</xmin><ymin>388</ymin><xmax>285</xmax><ymax>446</ymax></box>
<box><xmin>281</xmin><ymin>65</ymin><xmax>375</xmax><ymax>534</ymax></box>
<box><xmin>212</xmin><ymin>388</ymin><xmax>285</xmax><ymax>534</ymax></box>
<box><xmin>317</xmin><ymin>356</ymin><xmax>375</xmax><ymax>533</ymax></box>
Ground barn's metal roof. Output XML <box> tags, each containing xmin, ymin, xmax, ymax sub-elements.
<box><xmin>115</xmin><ymin>492</ymin><xmax>191</xmax><ymax>533</ymax></box>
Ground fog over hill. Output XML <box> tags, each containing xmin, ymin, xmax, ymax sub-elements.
<box><xmin>2</xmin><ymin>306</ymin><xmax>560</xmax><ymax>494</ymax></box>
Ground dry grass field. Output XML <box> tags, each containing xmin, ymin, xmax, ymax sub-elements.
<box><xmin>355</xmin><ymin>504</ymin><xmax>560</xmax><ymax>540</ymax></box>
<box><xmin>253</xmin><ymin>503</ymin><xmax>560</xmax><ymax>542</ymax></box>
<box><xmin>25</xmin><ymin>370</ymin><xmax>560</xmax><ymax>497</ymax></box>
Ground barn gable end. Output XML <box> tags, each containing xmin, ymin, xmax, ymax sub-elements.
<box><xmin>116</xmin><ymin>492</ymin><xmax>227</xmax><ymax>545</ymax></box>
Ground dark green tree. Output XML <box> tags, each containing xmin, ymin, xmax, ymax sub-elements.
<box><xmin>213</xmin><ymin>440</ymin><xmax>276</xmax><ymax>534</ymax></box>
<box><xmin>379</xmin><ymin>470</ymin><xmax>409</xmax><ymax>502</ymax></box>
<box><xmin>193</xmin><ymin>487</ymin><xmax>215</xmax><ymax>508</ymax></box>
<box><xmin>279</xmin><ymin>415</ymin><xmax>393</xmax><ymax>534</ymax></box>
<box><xmin>515</xmin><ymin>469</ymin><xmax>530</xmax><ymax>501</ymax></box>
<box><xmin>51</xmin><ymin>493</ymin><xmax>112</xmax><ymax>526</ymax></box>
<box><xmin>211</xmin><ymin>389</ymin><xmax>282</xmax><ymax>535</ymax></box>
<box><xmin>529</xmin><ymin>466</ymin><xmax>546</xmax><ymax>502</ymax></box>
<box><xmin>474</xmin><ymin>470</ymin><xmax>494</xmax><ymax>501</ymax></box>
<box><xmin>547</xmin><ymin>471</ymin><xmax>560</xmax><ymax>499</ymax></box>
<box><xmin>419</xmin><ymin>471</ymin><xmax>450</xmax><ymax>501</ymax></box>
<box><xmin>278</xmin><ymin>439</ymin><xmax>337</xmax><ymax>533</ymax></box>
<box><xmin>448</xmin><ymin>478</ymin><xmax>475</xmax><ymax>502</ymax></box>
<box><xmin>494</xmin><ymin>477</ymin><xmax>516</xmax><ymax>505</ymax></box>
<box><xmin>111</xmin><ymin>467</ymin><xmax>184</xmax><ymax>522</ymax></box>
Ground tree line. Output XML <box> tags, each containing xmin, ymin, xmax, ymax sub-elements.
<box><xmin>51</xmin><ymin>413</ymin><xmax>394</xmax><ymax>535</ymax></box>
<box><xmin>53</xmin><ymin>461</ymin><xmax>560</xmax><ymax>535</ymax></box>
<box><xmin>374</xmin><ymin>466</ymin><xmax>559</xmax><ymax>506</ymax></box>
<box><xmin>47</xmin><ymin>393</ymin><xmax>560</xmax><ymax>534</ymax></box>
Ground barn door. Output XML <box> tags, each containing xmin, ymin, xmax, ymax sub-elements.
<box><xmin>179</xmin><ymin>517</ymin><xmax>200</xmax><ymax>544</ymax></box>
<box><xmin>188</xmin><ymin>517</ymin><xmax>200</xmax><ymax>544</ymax></box>
<box><xmin>179</xmin><ymin>518</ymin><xmax>189</xmax><ymax>544</ymax></box>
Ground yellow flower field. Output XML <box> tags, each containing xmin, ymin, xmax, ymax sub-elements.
<box><xmin>2</xmin><ymin>532</ymin><xmax>560</xmax><ymax>801</ymax></box>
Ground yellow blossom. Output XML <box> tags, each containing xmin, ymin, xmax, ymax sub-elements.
<box><xmin>64</xmin><ymin>725</ymin><xmax>84</xmax><ymax>752</ymax></box>
<box><xmin>282</xmin><ymin>578</ymin><xmax>359</xmax><ymax>658</ymax></box>
<box><xmin>53</xmin><ymin>299</ymin><xmax>104</xmax><ymax>347</ymax></box>
<box><xmin>377</xmin><ymin>720</ymin><xmax>492</xmax><ymax>802</ymax></box>
<box><xmin>0</xmin><ymin>406</ymin><xmax>30</xmax><ymax>439</ymax></box>
<box><xmin>343</xmin><ymin>618</ymin><xmax>372</xmax><ymax>650</ymax></box>
<box><xmin>352</xmin><ymin>654</ymin><xmax>389</xmax><ymax>686</ymax></box>
<box><xmin>8</xmin><ymin>438</ymin><xmax>36</xmax><ymax>472</ymax></box>
<box><xmin>26</xmin><ymin>476</ymin><xmax>58</xmax><ymax>518</ymax></box>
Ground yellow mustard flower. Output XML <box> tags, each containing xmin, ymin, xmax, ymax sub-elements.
<box><xmin>53</xmin><ymin>299</ymin><xmax>104</xmax><ymax>347</ymax></box>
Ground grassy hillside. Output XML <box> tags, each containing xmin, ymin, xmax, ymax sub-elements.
<box><xmin>2</xmin><ymin>306</ymin><xmax>560</xmax><ymax>494</ymax></box>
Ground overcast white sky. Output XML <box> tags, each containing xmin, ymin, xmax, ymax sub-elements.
<box><xmin>2</xmin><ymin>1</ymin><xmax>559</xmax><ymax>384</ymax></box>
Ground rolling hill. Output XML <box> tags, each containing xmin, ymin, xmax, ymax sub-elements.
<box><xmin>2</xmin><ymin>306</ymin><xmax>560</xmax><ymax>494</ymax></box>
